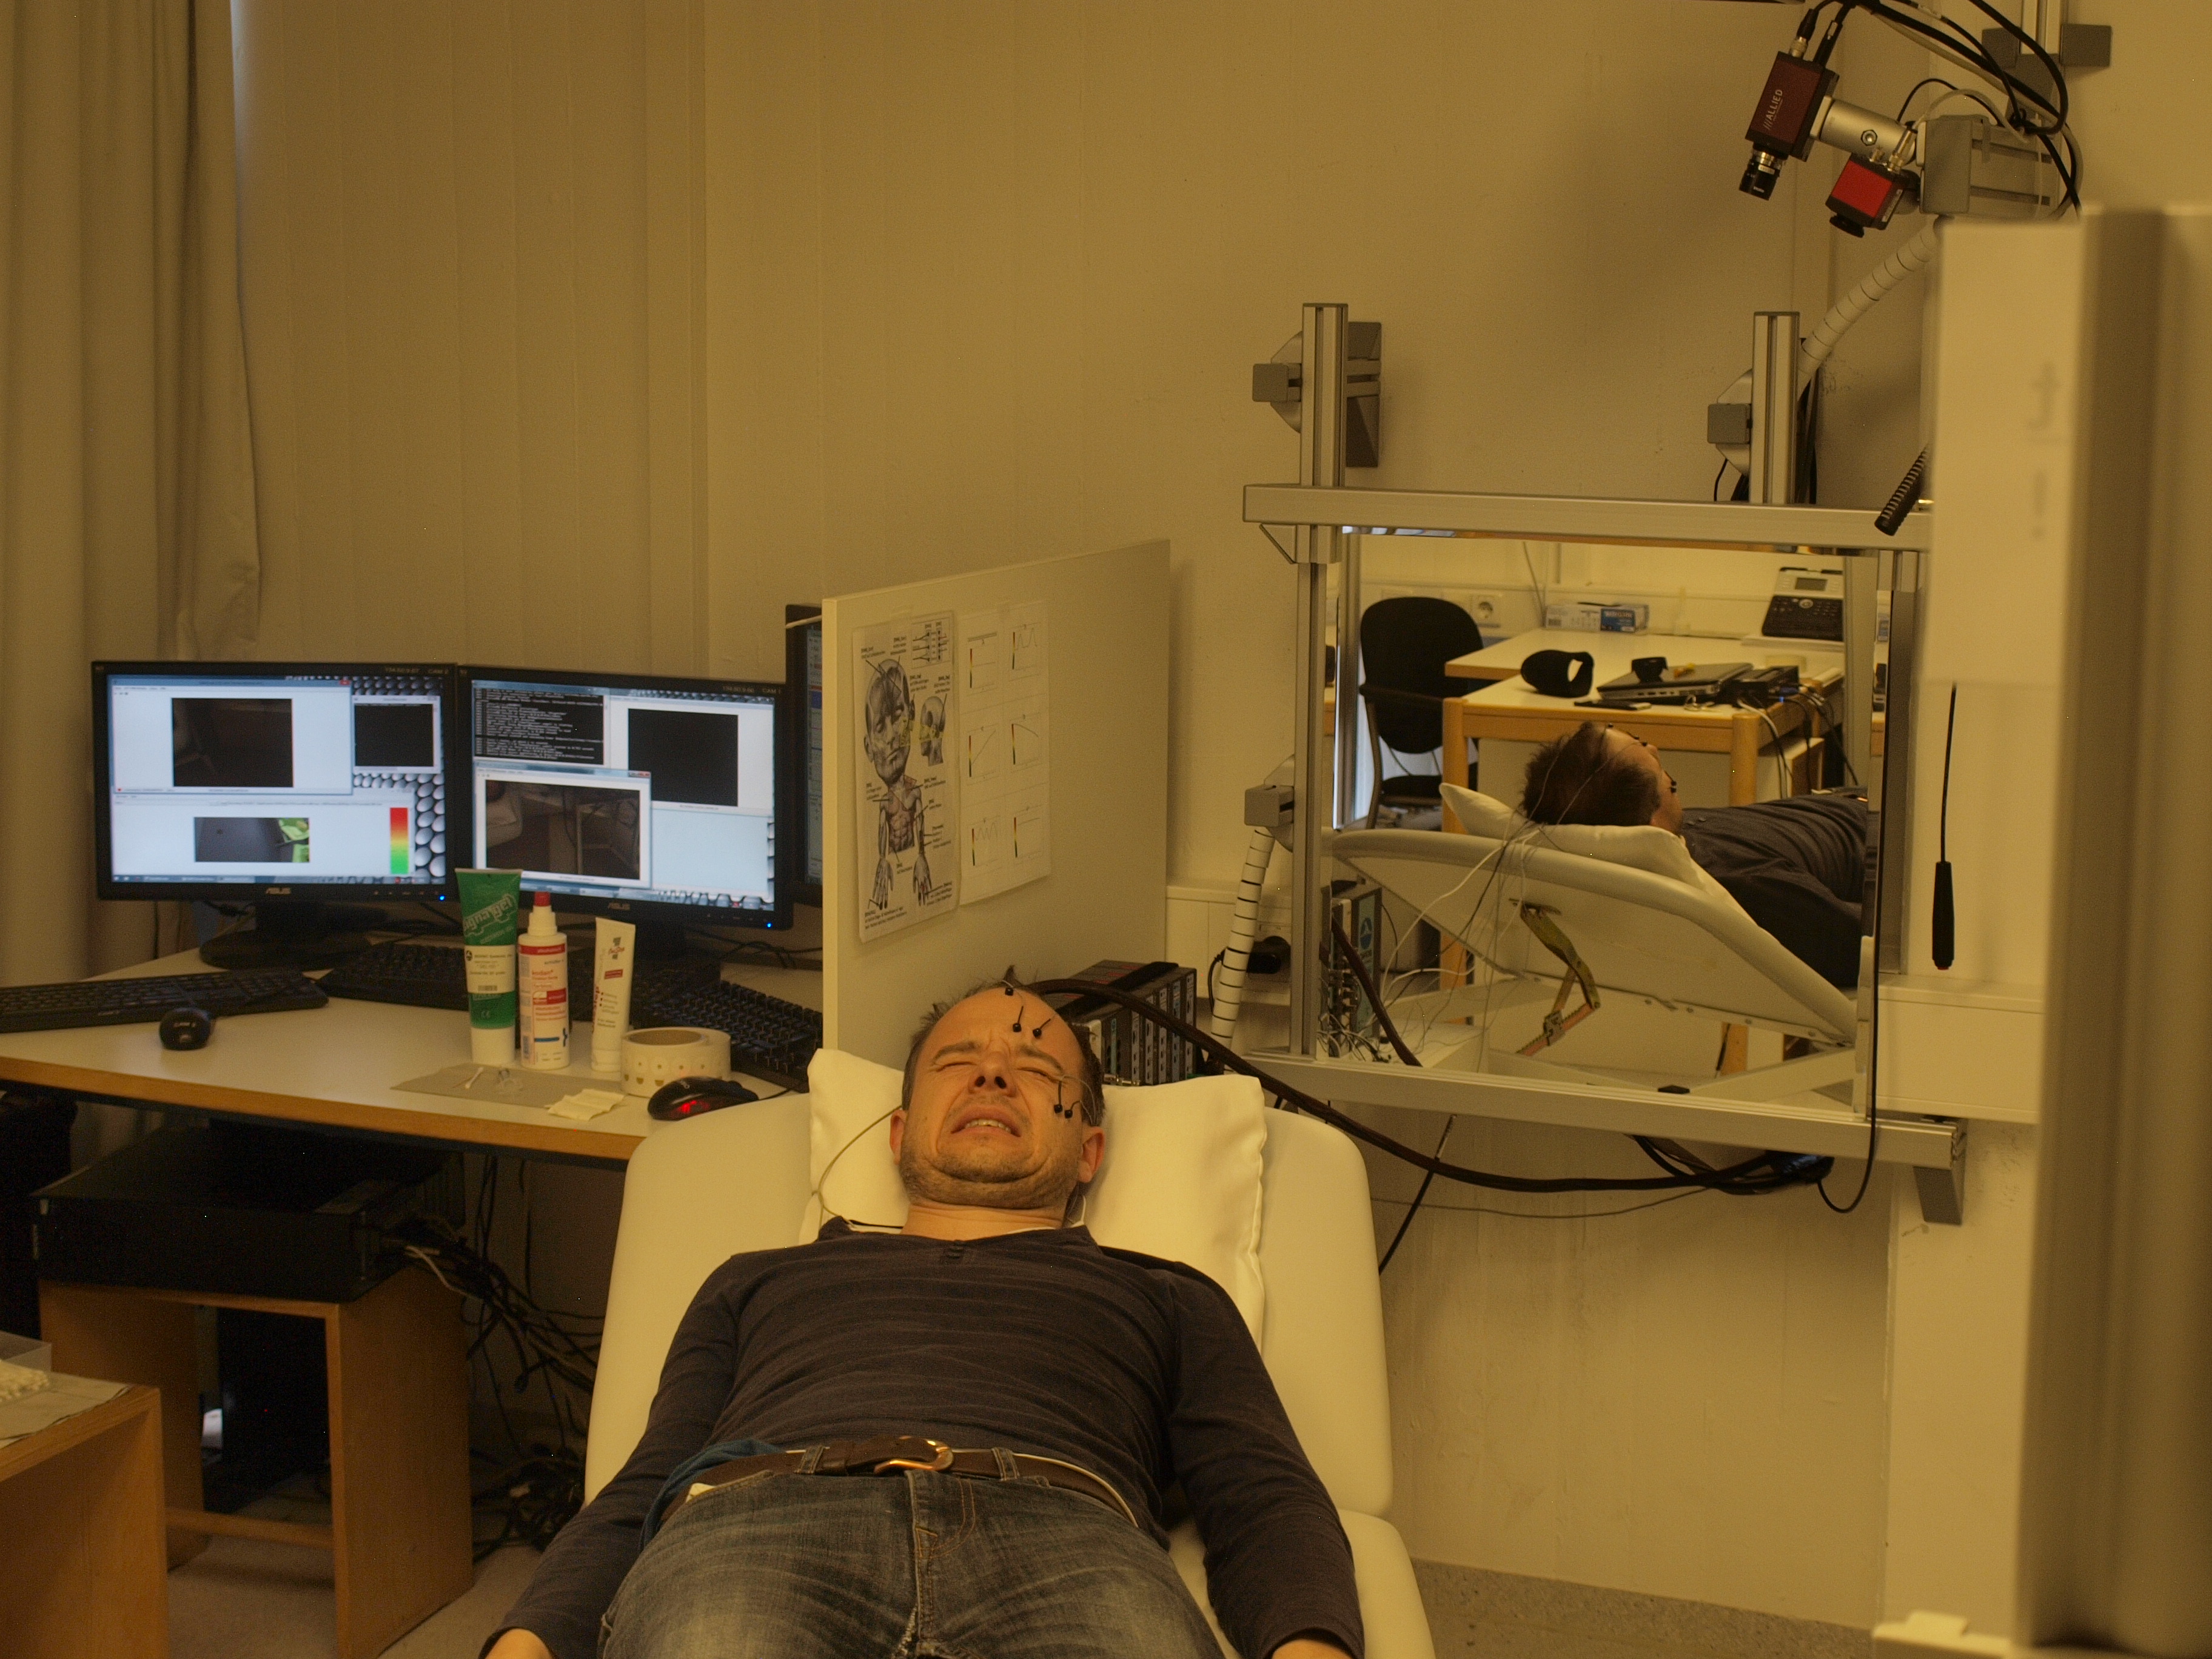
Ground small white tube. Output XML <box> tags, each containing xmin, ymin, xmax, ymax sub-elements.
<box><xmin>1800</xmin><ymin>221</ymin><xmax>1941</xmax><ymax>373</ymax></box>
<box><xmin>1208</xmin><ymin>825</ymin><xmax>1281</xmax><ymax>1045</ymax></box>
<box><xmin>591</xmin><ymin>917</ymin><xmax>636</xmax><ymax>1075</ymax></box>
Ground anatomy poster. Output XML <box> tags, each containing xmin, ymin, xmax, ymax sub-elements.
<box><xmin>956</xmin><ymin>600</ymin><xmax>1050</xmax><ymax>903</ymax></box>
<box><xmin>854</xmin><ymin>612</ymin><xmax>958</xmax><ymax>940</ymax></box>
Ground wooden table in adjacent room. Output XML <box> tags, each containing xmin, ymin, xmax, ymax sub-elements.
<box><xmin>1439</xmin><ymin>629</ymin><xmax>1845</xmax><ymax>809</ymax></box>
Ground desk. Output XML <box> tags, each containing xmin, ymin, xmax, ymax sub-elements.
<box><xmin>1437</xmin><ymin>630</ymin><xmax>1840</xmax><ymax>810</ymax></box>
<box><xmin>0</xmin><ymin>950</ymin><xmax>825</xmax><ymax>1166</ymax></box>
<box><xmin>0</xmin><ymin>950</ymin><xmax>822</xmax><ymax>1653</ymax></box>
<box><xmin>0</xmin><ymin>1383</ymin><xmax>167</xmax><ymax>1659</ymax></box>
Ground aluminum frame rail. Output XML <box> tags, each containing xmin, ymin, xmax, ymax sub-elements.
<box><xmin>1245</xmin><ymin>483</ymin><xmax>1935</xmax><ymax>552</ymax></box>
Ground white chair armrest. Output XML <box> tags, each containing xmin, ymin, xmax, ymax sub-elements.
<box><xmin>1167</xmin><ymin>1510</ymin><xmax>1435</xmax><ymax>1659</ymax></box>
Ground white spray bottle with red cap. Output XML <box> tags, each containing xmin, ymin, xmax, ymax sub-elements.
<box><xmin>517</xmin><ymin>891</ymin><xmax>571</xmax><ymax>1070</ymax></box>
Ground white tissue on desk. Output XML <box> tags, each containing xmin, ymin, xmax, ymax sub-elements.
<box><xmin>548</xmin><ymin>1087</ymin><xmax>625</xmax><ymax>1121</ymax></box>
<box><xmin>0</xmin><ymin>1356</ymin><xmax>50</xmax><ymax>1406</ymax></box>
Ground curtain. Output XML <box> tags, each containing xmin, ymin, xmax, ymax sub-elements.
<box><xmin>0</xmin><ymin>0</ymin><xmax>261</xmax><ymax>986</ymax></box>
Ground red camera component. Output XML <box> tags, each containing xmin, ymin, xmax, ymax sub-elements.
<box><xmin>1828</xmin><ymin>156</ymin><xmax>1915</xmax><ymax>236</ymax></box>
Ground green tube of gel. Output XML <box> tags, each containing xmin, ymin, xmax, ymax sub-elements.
<box><xmin>458</xmin><ymin>868</ymin><xmax>521</xmax><ymax>1063</ymax></box>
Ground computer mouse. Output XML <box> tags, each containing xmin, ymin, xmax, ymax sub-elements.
<box><xmin>648</xmin><ymin>1076</ymin><xmax>759</xmax><ymax>1121</ymax></box>
<box><xmin>158</xmin><ymin>1007</ymin><xmax>215</xmax><ymax>1051</ymax></box>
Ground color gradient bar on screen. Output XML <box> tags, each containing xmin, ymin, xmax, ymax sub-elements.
<box><xmin>390</xmin><ymin>807</ymin><xmax>412</xmax><ymax>875</ymax></box>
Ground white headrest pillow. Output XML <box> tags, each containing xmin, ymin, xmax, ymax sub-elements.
<box><xmin>800</xmin><ymin>1048</ymin><xmax>1268</xmax><ymax>1342</ymax></box>
<box><xmin>1441</xmin><ymin>781</ymin><xmax>1747</xmax><ymax>915</ymax></box>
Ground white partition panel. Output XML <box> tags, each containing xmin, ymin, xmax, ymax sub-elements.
<box><xmin>823</xmin><ymin>541</ymin><xmax>1170</xmax><ymax>1063</ymax></box>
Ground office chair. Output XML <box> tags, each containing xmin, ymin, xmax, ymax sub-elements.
<box><xmin>1356</xmin><ymin>596</ymin><xmax>1483</xmax><ymax>827</ymax></box>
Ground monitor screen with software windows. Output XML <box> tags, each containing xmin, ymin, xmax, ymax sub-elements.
<box><xmin>460</xmin><ymin>665</ymin><xmax>793</xmax><ymax>932</ymax></box>
<box><xmin>92</xmin><ymin>662</ymin><xmax>458</xmax><ymax>901</ymax></box>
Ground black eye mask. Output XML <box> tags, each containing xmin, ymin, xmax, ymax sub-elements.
<box><xmin>1520</xmin><ymin>649</ymin><xmax>1595</xmax><ymax>699</ymax></box>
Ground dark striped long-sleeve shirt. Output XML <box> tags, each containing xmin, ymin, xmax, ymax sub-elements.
<box><xmin>494</xmin><ymin>1221</ymin><xmax>1362</xmax><ymax>1659</ymax></box>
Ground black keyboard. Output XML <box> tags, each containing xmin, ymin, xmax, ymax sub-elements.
<box><xmin>318</xmin><ymin>940</ymin><xmax>468</xmax><ymax>1010</ymax></box>
<box><xmin>631</xmin><ymin>977</ymin><xmax>822</xmax><ymax>1091</ymax></box>
<box><xmin>0</xmin><ymin>968</ymin><xmax>327</xmax><ymax>1034</ymax></box>
<box><xmin>321</xmin><ymin>940</ymin><xmax>821</xmax><ymax>1088</ymax></box>
<box><xmin>319</xmin><ymin>939</ymin><xmax>598</xmax><ymax>1013</ymax></box>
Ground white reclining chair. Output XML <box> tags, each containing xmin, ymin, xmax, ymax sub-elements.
<box><xmin>1333</xmin><ymin>785</ymin><xmax>1862</xmax><ymax>1101</ymax></box>
<box><xmin>586</xmin><ymin>1090</ymin><xmax>1436</xmax><ymax>1659</ymax></box>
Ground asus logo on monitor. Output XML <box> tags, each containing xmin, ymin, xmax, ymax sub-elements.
<box><xmin>264</xmin><ymin>886</ymin><xmax>293</xmax><ymax>895</ymax></box>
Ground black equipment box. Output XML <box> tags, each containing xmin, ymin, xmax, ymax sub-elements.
<box><xmin>33</xmin><ymin>1122</ymin><xmax>459</xmax><ymax>1302</ymax></box>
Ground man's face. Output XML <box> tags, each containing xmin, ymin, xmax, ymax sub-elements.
<box><xmin>1603</xmin><ymin>728</ymin><xmax>1683</xmax><ymax>834</ymax></box>
<box><xmin>890</xmin><ymin>990</ymin><xmax>1104</xmax><ymax>1213</ymax></box>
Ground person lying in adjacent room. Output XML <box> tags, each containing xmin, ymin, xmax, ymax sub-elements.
<box><xmin>484</xmin><ymin>977</ymin><xmax>1359</xmax><ymax>1659</ymax></box>
<box><xmin>1516</xmin><ymin>720</ymin><xmax>1868</xmax><ymax>990</ymax></box>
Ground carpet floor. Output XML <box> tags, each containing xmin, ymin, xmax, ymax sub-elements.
<box><xmin>168</xmin><ymin>1537</ymin><xmax>539</xmax><ymax>1658</ymax></box>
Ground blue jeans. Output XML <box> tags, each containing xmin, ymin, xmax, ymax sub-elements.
<box><xmin>600</xmin><ymin>1463</ymin><xmax>1223</xmax><ymax>1659</ymax></box>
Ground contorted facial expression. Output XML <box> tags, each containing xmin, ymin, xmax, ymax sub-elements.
<box><xmin>890</xmin><ymin>988</ymin><xmax>1104</xmax><ymax>1215</ymax></box>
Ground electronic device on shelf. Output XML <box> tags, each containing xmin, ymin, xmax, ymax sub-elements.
<box><xmin>785</xmin><ymin>605</ymin><xmax>823</xmax><ymax>912</ymax></box>
<box><xmin>460</xmin><ymin>665</ymin><xmax>797</xmax><ymax>950</ymax></box>
<box><xmin>32</xmin><ymin>1120</ymin><xmax>457</xmax><ymax>1301</ymax></box>
<box><xmin>0</xmin><ymin>967</ymin><xmax>327</xmax><ymax>1034</ymax></box>
<box><xmin>92</xmin><ymin>662</ymin><xmax>463</xmax><ymax>968</ymax></box>
<box><xmin>1759</xmin><ymin>566</ymin><xmax>1846</xmax><ymax>642</ymax></box>
<box><xmin>628</xmin><ymin>976</ymin><xmax>821</xmax><ymax>1091</ymax></box>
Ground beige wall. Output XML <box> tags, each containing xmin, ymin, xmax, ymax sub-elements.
<box><xmin>232</xmin><ymin>0</ymin><xmax>708</xmax><ymax>674</ymax></box>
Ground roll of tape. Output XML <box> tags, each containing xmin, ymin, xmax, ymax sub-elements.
<box><xmin>621</xmin><ymin>1027</ymin><xmax>732</xmax><ymax>1098</ymax></box>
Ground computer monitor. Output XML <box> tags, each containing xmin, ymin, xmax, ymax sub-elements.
<box><xmin>459</xmin><ymin>665</ymin><xmax>793</xmax><ymax>944</ymax></box>
<box><xmin>784</xmin><ymin>605</ymin><xmax>823</xmax><ymax>910</ymax></box>
<box><xmin>93</xmin><ymin>662</ymin><xmax>461</xmax><ymax>965</ymax></box>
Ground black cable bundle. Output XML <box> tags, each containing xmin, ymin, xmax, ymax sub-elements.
<box><xmin>396</xmin><ymin>1165</ymin><xmax>606</xmax><ymax>1554</ymax></box>
<box><xmin>1030</xmin><ymin>979</ymin><xmax>1833</xmax><ymax>1202</ymax></box>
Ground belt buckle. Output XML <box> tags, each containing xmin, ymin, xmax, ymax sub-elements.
<box><xmin>873</xmin><ymin>1436</ymin><xmax>953</xmax><ymax>1473</ymax></box>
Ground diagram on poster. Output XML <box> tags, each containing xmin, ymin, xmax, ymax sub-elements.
<box><xmin>855</xmin><ymin>612</ymin><xmax>958</xmax><ymax>940</ymax></box>
<box><xmin>957</xmin><ymin>600</ymin><xmax>1050</xmax><ymax>904</ymax></box>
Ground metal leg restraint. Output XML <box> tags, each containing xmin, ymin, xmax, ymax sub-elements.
<box><xmin>1516</xmin><ymin>902</ymin><xmax>1601</xmax><ymax>1056</ymax></box>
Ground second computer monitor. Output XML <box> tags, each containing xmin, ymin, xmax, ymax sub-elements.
<box><xmin>785</xmin><ymin>605</ymin><xmax>823</xmax><ymax>910</ymax></box>
<box><xmin>461</xmin><ymin>666</ymin><xmax>792</xmax><ymax>932</ymax></box>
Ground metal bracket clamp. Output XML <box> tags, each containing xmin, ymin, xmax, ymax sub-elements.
<box><xmin>1911</xmin><ymin>1120</ymin><xmax>1968</xmax><ymax>1226</ymax></box>
<box><xmin>1244</xmin><ymin>783</ymin><xmax>1295</xmax><ymax>833</ymax></box>
<box><xmin>1253</xmin><ymin>321</ymin><xmax>1382</xmax><ymax>467</ymax></box>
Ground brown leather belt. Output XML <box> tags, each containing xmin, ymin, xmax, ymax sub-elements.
<box><xmin>681</xmin><ymin>1435</ymin><xmax>1139</xmax><ymax>1529</ymax></box>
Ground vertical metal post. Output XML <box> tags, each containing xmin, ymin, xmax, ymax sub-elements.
<box><xmin>1844</xmin><ymin>551</ymin><xmax>1879</xmax><ymax>799</ymax></box>
<box><xmin>1335</xmin><ymin>534</ymin><xmax>1364</xmax><ymax>833</ymax></box>
<box><xmin>1749</xmin><ymin>312</ymin><xmax>1800</xmax><ymax>506</ymax></box>
<box><xmin>1289</xmin><ymin>304</ymin><xmax>1347</xmax><ymax>1058</ymax></box>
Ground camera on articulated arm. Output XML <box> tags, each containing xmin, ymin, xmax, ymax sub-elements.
<box><xmin>1732</xmin><ymin>1</ymin><xmax>2096</xmax><ymax>238</ymax></box>
<box><xmin>1740</xmin><ymin>39</ymin><xmax>1918</xmax><ymax>236</ymax></box>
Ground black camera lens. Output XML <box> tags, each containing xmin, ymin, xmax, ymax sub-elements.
<box><xmin>1740</xmin><ymin>151</ymin><xmax>1781</xmax><ymax>199</ymax></box>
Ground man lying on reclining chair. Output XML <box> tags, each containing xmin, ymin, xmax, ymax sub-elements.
<box><xmin>1517</xmin><ymin>720</ymin><xmax>1869</xmax><ymax>989</ymax></box>
<box><xmin>486</xmin><ymin>977</ymin><xmax>1359</xmax><ymax>1659</ymax></box>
